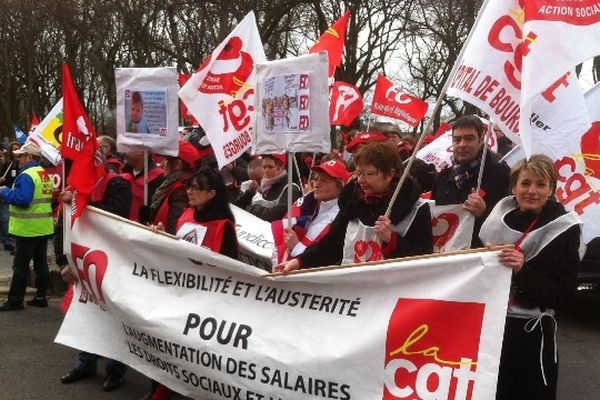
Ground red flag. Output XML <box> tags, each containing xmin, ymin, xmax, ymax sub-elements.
<box><xmin>329</xmin><ymin>81</ymin><xmax>363</xmax><ymax>126</ymax></box>
<box><xmin>309</xmin><ymin>10</ymin><xmax>350</xmax><ymax>77</ymax></box>
<box><xmin>61</xmin><ymin>63</ymin><xmax>105</xmax><ymax>221</ymax></box>
<box><xmin>371</xmin><ymin>74</ymin><xmax>428</xmax><ymax>127</ymax></box>
<box><xmin>29</xmin><ymin>114</ymin><xmax>40</xmax><ymax>134</ymax></box>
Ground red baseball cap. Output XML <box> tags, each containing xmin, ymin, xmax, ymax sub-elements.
<box><xmin>312</xmin><ymin>159</ymin><xmax>351</xmax><ymax>182</ymax></box>
<box><xmin>264</xmin><ymin>153</ymin><xmax>287</xmax><ymax>166</ymax></box>
<box><xmin>178</xmin><ymin>140</ymin><xmax>200</xmax><ymax>169</ymax></box>
<box><xmin>345</xmin><ymin>131</ymin><xmax>388</xmax><ymax>153</ymax></box>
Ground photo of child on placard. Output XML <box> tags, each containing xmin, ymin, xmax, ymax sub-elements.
<box><xmin>124</xmin><ymin>89</ymin><xmax>168</xmax><ymax>136</ymax></box>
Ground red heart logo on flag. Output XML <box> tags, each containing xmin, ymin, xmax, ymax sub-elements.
<box><xmin>432</xmin><ymin>213</ymin><xmax>459</xmax><ymax>249</ymax></box>
<box><xmin>353</xmin><ymin>240</ymin><xmax>383</xmax><ymax>263</ymax></box>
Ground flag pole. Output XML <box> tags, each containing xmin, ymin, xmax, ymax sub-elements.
<box><xmin>287</xmin><ymin>151</ymin><xmax>293</xmax><ymax>229</ymax></box>
<box><xmin>291</xmin><ymin>152</ymin><xmax>306</xmax><ymax>195</ymax></box>
<box><xmin>143</xmin><ymin>149</ymin><xmax>149</xmax><ymax>207</ymax></box>
<box><xmin>384</xmin><ymin>0</ymin><xmax>491</xmax><ymax>218</ymax></box>
<box><xmin>476</xmin><ymin>124</ymin><xmax>491</xmax><ymax>192</ymax></box>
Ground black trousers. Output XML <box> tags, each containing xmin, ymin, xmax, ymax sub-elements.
<box><xmin>7</xmin><ymin>235</ymin><xmax>49</xmax><ymax>305</ymax></box>
<box><xmin>496</xmin><ymin>315</ymin><xmax>558</xmax><ymax>400</ymax></box>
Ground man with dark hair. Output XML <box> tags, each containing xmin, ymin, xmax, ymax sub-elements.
<box><xmin>431</xmin><ymin>115</ymin><xmax>510</xmax><ymax>247</ymax></box>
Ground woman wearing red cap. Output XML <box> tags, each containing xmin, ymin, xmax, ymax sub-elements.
<box><xmin>275</xmin><ymin>141</ymin><xmax>433</xmax><ymax>273</ymax></box>
<box><xmin>275</xmin><ymin>159</ymin><xmax>351</xmax><ymax>263</ymax></box>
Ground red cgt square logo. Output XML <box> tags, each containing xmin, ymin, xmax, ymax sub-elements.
<box><xmin>383</xmin><ymin>299</ymin><xmax>485</xmax><ymax>400</ymax></box>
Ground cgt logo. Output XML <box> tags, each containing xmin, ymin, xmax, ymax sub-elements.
<box><xmin>71</xmin><ymin>242</ymin><xmax>109</xmax><ymax>309</ymax></box>
<box><xmin>383</xmin><ymin>299</ymin><xmax>484</xmax><ymax>400</ymax></box>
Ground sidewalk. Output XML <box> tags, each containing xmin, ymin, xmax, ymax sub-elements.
<box><xmin>0</xmin><ymin>239</ymin><xmax>67</xmax><ymax>297</ymax></box>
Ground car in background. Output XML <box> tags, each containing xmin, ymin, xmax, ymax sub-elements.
<box><xmin>577</xmin><ymin>237</ymin><xmax>600</xmax><ymax>298</ymax></box>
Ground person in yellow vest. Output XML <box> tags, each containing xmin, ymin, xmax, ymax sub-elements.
<box><xmin>0</xmin><ymin>141</ymin><xmax>54</xmax><ymax>311</ymax></box>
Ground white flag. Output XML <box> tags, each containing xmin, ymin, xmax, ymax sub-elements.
<box><xmin>179</xmin><ymin>12</ymin><xmax>266</xmax><ymax>169</ymax></box>
<box><xmin>447</xmin><ymin>1</ymin><xmax>594</xmax><ymax>157</ymax></box>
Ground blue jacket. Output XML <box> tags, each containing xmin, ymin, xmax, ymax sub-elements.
<box><xmin>0</xmin><ymin>161</ymin><xmax>38</xmax><ymax>208</ymax></box>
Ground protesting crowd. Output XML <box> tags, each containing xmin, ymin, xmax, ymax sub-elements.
<box><xmin>3</xmin><ymin>2</ymin><xmax>600</xmax><ymax>399</ymax></box>
<box><xmin>0</xmin><ymin>112</ymin><xmax>589</xmax><ymax>400</ymax></box>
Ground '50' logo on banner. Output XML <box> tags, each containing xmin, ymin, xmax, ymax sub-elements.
<box><xmin>71</xmin><ymin>242</ymin><xmax>109</xmax><ymax>310</ymax></box>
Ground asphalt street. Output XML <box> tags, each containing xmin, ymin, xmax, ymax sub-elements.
<box><xmin>1</xmin><ymin>244</ymin><xmax>599</xmax><ymax>399</ymax></box>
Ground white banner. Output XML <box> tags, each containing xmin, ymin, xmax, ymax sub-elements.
<box><xmin>231</xmin><ymin>204</ymin><xmax>274</xmax><ymax>271</ymax></box>
<box><xmin>56</xmin><ymin>207</ymin><xmax>512</xmax><ymax>400</ymax></box>
<box><xmin>446</xmin><ymin>1</ymin><xmax>592</xmax><ymax>157</ymax></box>
<box><xmin>430</xmin><ymin>203</ymin><xmax>476</xmax><ymax>253</ymax></box>
<box><xmin>253</xmin><ymin>53</ymin><xmax>331</xmax><ymax>154</ymax></box>
<box><xmin>115</xmin><ymin>67</ymin><xmax>179</xmax><ymax>155</ymax></box>
<box><xmin>179</xmin><ymin>12</ymin><xmax>266</xmax><ymax>169</ymax></box>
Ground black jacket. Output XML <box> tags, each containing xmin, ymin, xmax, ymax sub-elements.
<box><xmin>506</xmin><ymin>201</ymin><xmax>581</xmax><ymax>312</ymax></box>
<box><xmin>432</xmin><ymin>153</ymin><xmax>510</xmax><ymax>247</ymax></box>
<box><xmin>299</xmin><ymin>177</ymin><xmax>433</xmax><ymax>268</ymax></box>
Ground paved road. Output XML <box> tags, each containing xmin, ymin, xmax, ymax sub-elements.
<box><xmin>1</xmin><ymin>246</ymin><xmax>599</xmax><ymax>399</ymax></box>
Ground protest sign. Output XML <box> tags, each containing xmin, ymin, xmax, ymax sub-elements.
<box><xmin>231</xmin><ymin>204</ymin><xmax>274</xmax><ymax>270</ymax></box>
<box><xmin>56</xmin><ymin>206</ymin><xmax>511</xmax><ymax>400</ymax></box>
<box><xmin>116</xmin><ymin>67</ymin><xmax>179</xmax><ymax>156</ymax></box>
<box><xmin>253</xmin><ymin>53</ymin><xmax>330</xmax><ymax>154</ymax></box>
<box><xmin>179</xmin><ymin>12</ymin><xmax>266</xmax><ymax>169</ymax></box>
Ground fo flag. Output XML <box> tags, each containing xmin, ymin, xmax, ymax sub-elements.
<box><xmin>371</xmin><ymin>74</ymin><xmax>428</xmax><ymax>127</ymax></box>
<box><xmin>329</xmin><ymin>81</ymin><xmax>363</xmax><ymax>126</ymax></box>
<box><xmin>179</xmin><ymin>12</ymin><xmax>266</xmax><ymax>169</ymax></box>
<box><xmin>309</xmin><ymin>10</ymin><xmax>351</xmax><ymax>78</ymax></box>
<box><xmin>62</xmin><ymin>63</ymin><xmax>104</xmax><ymax>221</ymax></box>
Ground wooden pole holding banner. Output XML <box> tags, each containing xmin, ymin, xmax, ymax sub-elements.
<box><xmin>291</xmin><ymin>152</ymin><xmax>306</xmax><ymax>195</ymax></box>
<box><xmin>266</xmin><ymin>244</ymin><xmax>513</xmax><ymax>277</ymax></box>
<box><xmin>1</xmin><ymin>161</ymin><xmax>13</xmax><ymax>181</ymax></box>
<box><xmin>384</xmin><ymin>0</ymin><xmax>491</xmax><ymax>218</ymax></box>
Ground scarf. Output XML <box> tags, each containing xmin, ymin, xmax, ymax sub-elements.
<box><xmin>451</xmin><ymin>155</ymin><xmax>481</xmax><ymax>190</ymax></box>
<box><xmin>260</xmin><ymin>171</ymin><xmax>287</xmax><ymax>195</ymax></box>
<box><xmin>150</xmin><ymin>170</ymin><xmax>188</xmax><ymax>213</ymax></box>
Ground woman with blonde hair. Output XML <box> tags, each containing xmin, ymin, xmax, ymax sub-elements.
<box><xmin>479</xmin><ymin>154</ymin><xmax>583</xmax><ymax>400</ymax></box>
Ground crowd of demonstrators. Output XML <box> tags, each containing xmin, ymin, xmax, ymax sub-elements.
<box><xmin>0</xmin><ymin>115</ymin><xmax>585</xmax><ymax>400</ymax></box>
<box><xmin>236</xmin><ymin>154</ymin><xmax>302</xmax><ymax>222</ymax></box>
<box><xmin>275</xmin><ymin>141</ymin><xmax>433</xmax><ymax>273</ymax></box>
<box><xmin>431</xmin><ymin>115</ymin><xmax>511</xmax><ymax>247</ymax></box>
<box><xmin>0</xmin><ymin>141</ymin><xmax>54</xmax><ymax>311</ymax></box>
<box><xmin>480</xmin><ymin>155</ymin><xmax>582</xmax><ymax>400</ymax></box>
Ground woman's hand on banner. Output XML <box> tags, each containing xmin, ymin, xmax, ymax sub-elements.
<box><xmin>273</xmin><ymin>258</ymin><xmax>300</xmax><ymax>274</ymax></box>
